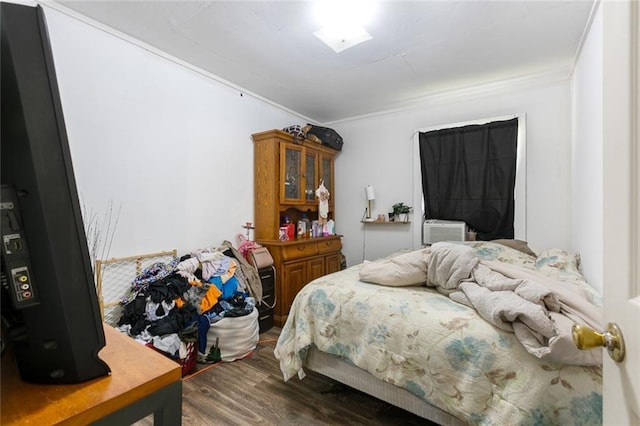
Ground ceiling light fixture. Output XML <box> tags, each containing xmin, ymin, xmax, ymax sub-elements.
<box><xmin>313</xmin><ymin>25</ymin><xmax>372</xmax><ymax>53</ymax></box>
<box><xmin>313</xmin><ymin>0</ymin><xmax>376</xmax><ymax>53</ymax></box>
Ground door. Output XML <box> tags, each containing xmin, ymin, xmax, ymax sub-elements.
<box><xmin>319</xmin><ymin>154</ymin><xmax>333</xmax><ymax>194</ymax></box>
<box><xmin>325</xmin><ymin>252</ymin><xmax>343</xmax><ymax>274</ymax></box>
<box><xmin>304</xmin><ymin>151</ymin><xmax>318</xmax><ymax>203</ymax></box>
<box><xmin>282</xmin><ymin>260</ymin><xmax>306</xmax><ymax>315</ymax></box>
<box><xmin>307</xmin><ymin>257</ymin><xmax>325</xmax><ymax>283</ymax></box>
<box><xmin>602</xmin><ymin>1</ymin><xmax>639</xmax><ymax>423</ymax></box>
<box><xmin>280</xmin><ymin>144</ymin><xmax>304</xmax><ymax>203</ymax></box>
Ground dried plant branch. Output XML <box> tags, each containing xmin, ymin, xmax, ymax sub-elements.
<box><xmin>80</xmin><ymin>196</ymin><xmax>122</xmax><ymax>275</ymax></box>
<box><xmin>99</xmin><ymin>200</ymin><xmax>121</xmax><ymax>263</ymax></box>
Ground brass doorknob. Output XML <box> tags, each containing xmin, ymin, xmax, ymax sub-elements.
<box><xmin>572</xmin><ymin>322</ymin><xmax>626</xmax><ymax>362</ymax></box>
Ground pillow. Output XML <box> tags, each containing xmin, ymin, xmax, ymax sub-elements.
<box><xmin>534</xmin><ymin>248</ymin><xmax>605</xmax><ymax>305</ymax></box>
<box><xmin>359</xmin><ymin>248</ymin><xmax>429</xmax><ymax>287</ymax></box>
<box><xmin>535</xmin><ymin>248</ymin><xmax>581</xmax><ymax>272</ymax></box>
<box><xmin>470</xmin><ymin>241</ymin><xmax>537</xmax><ymax>268</ymax></box>
<box><xmin>491</xmin><ymin>239</ymin><xmax>537</xmax><ymax>257</ymax></box>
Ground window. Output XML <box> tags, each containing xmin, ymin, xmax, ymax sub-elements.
<box><xmin>412</xmin><ymin>114</ymin><xmax>526</xmax><ymax>243</ymax></box>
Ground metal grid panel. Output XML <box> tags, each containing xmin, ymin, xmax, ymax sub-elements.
<box><xmin>95</xmin><ymin>250</ymin><xmax>177</xmax><ymax>327</ymax></box>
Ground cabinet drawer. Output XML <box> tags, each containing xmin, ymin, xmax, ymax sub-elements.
<box><xmin>258</xmin><ymin>267</ymin><xmax>275</xmax><ymax>292</ymax></box>
<box><xmin>259</xmin><ymin>293</ymin><xmax>276</xmax><ymax>311</ymax></box>
<box><xmin>317</xmin><ymin>238</ymin><xmax>342</xmax><ymax>254</ymax></box>
<box><xmin>258</xmin><ymin>307</ymin><xmax>274</xmax><ymax>334</ymax></box>
<box><xmin>281</xmin><ymin>242</ymin><xmax>318</xmax><ymax>261</ymax></box>
<box><xmin>258</xmin><ymin>266</ymin><xmax>274</xmax><ymax>280</ymax></box>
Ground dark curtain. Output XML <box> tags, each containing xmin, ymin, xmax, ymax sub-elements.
<box><xmin>419</xmin><ymin>118</ymin><xmax>518</xmax><ymax>240</ymax></box>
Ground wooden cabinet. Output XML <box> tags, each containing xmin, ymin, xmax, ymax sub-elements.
<box><xmin>264</xmin><ymin>237</ymin><xmax>343</xmax><ymax>325</ymax></box>
<box><xmin>252</xmin><ymin>129</ymin><xmax>343</xmax><ymax>326</ymax></box>
<box><xmin>281</xmin><ymin>256</ymin><xmax>321</xmax><ymax>316</ymax></box>
<box><xmin>325</xmin><ymin>252</ymin><xmax>343</xmax><ymax>272</ymax></box>
<box><xmin>253</xmin><ymin>129</ymin><xmax>338</xmax><ymax>238</ymax></box>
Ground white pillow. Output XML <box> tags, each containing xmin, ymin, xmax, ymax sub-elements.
<box><xmin>359</xmin><ymin>248</ymin><xmax>430</xmax><ymax>287</ymax></box>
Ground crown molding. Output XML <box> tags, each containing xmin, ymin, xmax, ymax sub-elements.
<box><xmin>40</xmin><ymin>0</ymin><xmax>314</xmax><ymax>124</ymax></box>
<box><xmin>327</xmin><ymin>68</ymin><xmax>570</xmax><ymax>125</ymax></box>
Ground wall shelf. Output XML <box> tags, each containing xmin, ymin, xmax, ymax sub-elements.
<box><xmin>361</xmin><ymin>221</ymin><xmax>410</xmax><ymax>224</ymax></box>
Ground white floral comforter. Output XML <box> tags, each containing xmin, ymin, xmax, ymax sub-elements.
<box><xmin>274</xmin><ymin>242</ymin><xmax>602</xmax><ymax>425</ymax></box>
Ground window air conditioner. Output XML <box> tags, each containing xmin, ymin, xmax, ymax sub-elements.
<box><xmin>423</xmin><ymin>220</ymin><xmax>466</xmax><ymax>245</ymax></box>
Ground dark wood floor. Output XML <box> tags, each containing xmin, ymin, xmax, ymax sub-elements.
<box><xmin>134</xmin><ymin>327</ymin><xmax>437</xmax><ymax>425</ymax></box>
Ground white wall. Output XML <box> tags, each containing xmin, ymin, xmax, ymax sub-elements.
<box><xmin>331</xmin><ymin>77</ymin><xmax>573</xmax><ymax>266</ymax></box>
<box><xmin>570</xmin><ymin>4</ymin><xmax>603</xmax><ymax>294</ymax></box>
<box><xmin>43</xmin><ymin>7</ymin><xmax>306</xmax><ymax>259</ymax></box>
<box><xmin>42</xmin><ymin>4</ymin><xmax>578</xmax><ymax>276</ymax></box>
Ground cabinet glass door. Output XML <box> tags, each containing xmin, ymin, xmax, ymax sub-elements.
<box><xmin>281</xmin><ymin>145</ymin><xmax>303</xmax><ymax>202</ymax></box>
<box><xmin>305</xmin><ymin>151</ymin><xmax>317</xmax><ymax>202</ymax></box>
<box><xmin>320</xmin><ymin>155</ymin><xmax>333</xmax><ymax>198</ymax></box>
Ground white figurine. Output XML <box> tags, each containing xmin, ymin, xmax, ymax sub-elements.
<box><xmin>315</xmin><ymin>180</ymin><xmax>330</xmax><ymax>225</ymax></box>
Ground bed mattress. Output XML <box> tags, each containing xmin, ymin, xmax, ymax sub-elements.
<box><xmin>275</xmin><ymin>242</ymin><xmax>602</xmax><ymax>425</ymax></box>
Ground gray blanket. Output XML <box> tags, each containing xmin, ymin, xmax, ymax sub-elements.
<box><xmin>426</xmin><ymin>242</ymin><xmax>601</xmax><ymax>366</ymax></box>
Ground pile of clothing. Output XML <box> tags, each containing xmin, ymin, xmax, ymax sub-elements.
<box><xmin>117</xmin><ymin>241</ymin><xmax>262</xmax><ymax>365</ymax></box>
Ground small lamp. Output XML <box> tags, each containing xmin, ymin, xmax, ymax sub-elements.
<box><xmin>365</xmin><ymin>185</ymin><xmax>375</xmax><ymax>219</ymax></box>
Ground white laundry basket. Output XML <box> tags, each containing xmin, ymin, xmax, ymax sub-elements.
<box><xmin>202</xmin><ymin>307</ymin><xmax>259</xmax><ymax>362</ymax></box>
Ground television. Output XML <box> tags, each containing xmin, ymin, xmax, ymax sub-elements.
<box><xmin>1</xmin><ymin>2</ymin><xmax>110</xmax><ymax>383</ymax></box>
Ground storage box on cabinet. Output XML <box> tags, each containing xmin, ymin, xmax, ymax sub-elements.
<box><xmin>258</xmin><ymin>266</ymin><xmax>275</xmax><ymax>333</ymax></box>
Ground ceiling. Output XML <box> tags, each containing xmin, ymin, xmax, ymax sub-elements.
<box><xmin>52</xmin><ymin>1</ymin><xmax>595</xmax><ymax>123</ymax></box>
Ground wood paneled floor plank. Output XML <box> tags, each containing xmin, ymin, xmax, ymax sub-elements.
<box><xmin>133</xmin><ymin>327</ymin><xmax>436</xmax><ymax>425</ymax></box>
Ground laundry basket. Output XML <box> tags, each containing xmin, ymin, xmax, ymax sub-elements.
<box><xmin>199</xmin><ymin>307</ymin><xmax>259</xmax><ymax>363</ymax></box>
<box><xmin>147</xmin><ymin>326</ymin><xmax>198</xmax><ymax>377</ymax></box>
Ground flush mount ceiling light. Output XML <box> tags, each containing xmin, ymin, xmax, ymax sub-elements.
<box><xmin>313</xmin><ymin>0</ymin><xmax>376</xmax><ymax>53</ymax></box>
<box><xmin>313</xmin><ymin>25</ymin><xmax>372</xmax><ymax>53</ymax></box>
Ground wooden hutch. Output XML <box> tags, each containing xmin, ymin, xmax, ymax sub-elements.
<box><xmin>252</xmin><ymin>129</ymin><xmax>343</xmax><ymax>327</ymax></box>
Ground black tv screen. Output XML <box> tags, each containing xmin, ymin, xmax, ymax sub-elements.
<box><xmin>1</xmin><ymin>2</ymin><xmax>110</xmax><ymax>383</ymax></box>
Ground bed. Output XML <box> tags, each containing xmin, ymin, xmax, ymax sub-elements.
<box><xmin>274</xmin><ymin>241</ymin><xmax>603</xmax><ymax>425</ymax></box>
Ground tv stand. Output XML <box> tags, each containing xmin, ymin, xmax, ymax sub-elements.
<box><xmin>1</xmin><ymin>324</ymin><xmax>182</xmax><ymax>425</ymax></box>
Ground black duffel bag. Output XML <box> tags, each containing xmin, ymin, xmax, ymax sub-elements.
<box><xmin>304</xmin><ymin>124</ymin><xmax>343</xmax><ymax>151</ymax></box>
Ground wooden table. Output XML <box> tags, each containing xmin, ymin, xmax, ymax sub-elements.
<box><xmin>1</xmin><ymin>324</ymin><xmax>182</xmax><ymax>425</ymax></box>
